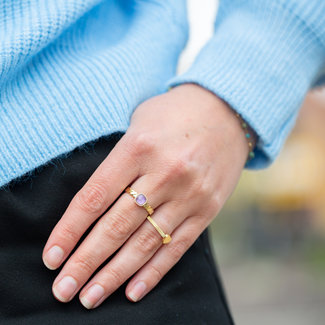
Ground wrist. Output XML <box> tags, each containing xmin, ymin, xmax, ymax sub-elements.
<box><xmin>168</xmin><ymin>83</ymin><xmax>257</xmax><ymax>165</ymax></box>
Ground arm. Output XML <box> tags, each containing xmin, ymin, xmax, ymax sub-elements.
<box><xmin>42</xmin><ymin>0</ymin><xmax>325</xmax><ymax>309</ymax></box>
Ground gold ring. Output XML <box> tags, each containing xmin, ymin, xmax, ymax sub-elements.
<box><xmin>146</xmin><ymin>215</ymin><xmax>172</xmax><ymax>244</ymax></box>
<box><xmin>125</xmin><ymin>187</ymin><xmax>154</xmax><ymax>215</ymax></box>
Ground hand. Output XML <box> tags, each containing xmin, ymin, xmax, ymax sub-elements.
<box><xmin>42</xmin><ymin>83</ymin><xmax>250</xmax><ymax>309</ymax></box>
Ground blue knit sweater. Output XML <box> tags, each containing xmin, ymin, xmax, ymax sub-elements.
<box><xmin>1</xmin><ymin>0</ymin><xmax>325</xmax><ymax>188</ymax></box>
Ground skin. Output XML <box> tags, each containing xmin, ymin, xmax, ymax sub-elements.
<box><xmin>42</xmin><ymin>83</ymin><xmax>256</xmax><ymax>309</ymax></box>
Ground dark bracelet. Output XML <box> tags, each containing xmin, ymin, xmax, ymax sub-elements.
<box><xmin>234</xmin><ymin>113</ymin><xmax>256</xmax><ymax>163</ymax></box>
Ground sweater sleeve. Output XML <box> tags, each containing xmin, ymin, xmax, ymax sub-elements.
<box><xmin>165</xmin><ymin>0</ymin><xmax>325</xmax><ymax>169</ymax></box>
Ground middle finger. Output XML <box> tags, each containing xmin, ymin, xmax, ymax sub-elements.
<box><xmin>79</xmin><ymin>199</ymin><xmax>189</xmax><ymax>309</ymax></box>
<box><xmin>51</xmin><ymin>173</ymin><xmax>170</xmax><ymax>303</ymax></box>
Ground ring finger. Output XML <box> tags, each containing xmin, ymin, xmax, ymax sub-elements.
<box><xmin>51</xmin><ymin>174</ymin><xmax>170</xmax><ymax>303</ymax></box>
<box><xmin>78</xmin><ymin>200</ymin><xmax>189</xmax><ymax>309</ymax></box>
<box><xmin>126</xmin><ymin>215</ymin><xmax>207</xmax><ymax>302</ymax></box>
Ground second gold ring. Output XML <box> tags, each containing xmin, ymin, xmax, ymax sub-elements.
<box><xmin>125</xmin><ymin>186</ymin><xmax>172</xmax><ymax>244</ymax></box>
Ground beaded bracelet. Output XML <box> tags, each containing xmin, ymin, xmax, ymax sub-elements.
<box><xmin>234</xmin><ymin>112</ymin><xmax>256</xmax><ymax>163</ymax></box>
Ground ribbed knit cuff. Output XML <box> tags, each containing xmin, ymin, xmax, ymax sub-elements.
<box><xmin>166</xmin><ymin>1</ymin><xmax>325</xmax><ymax>169</ymax></box>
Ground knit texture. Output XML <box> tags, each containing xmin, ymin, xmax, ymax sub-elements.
<box><xmin>1</xmin><ymin>0</ymin><xmax>325</xmax><ymax>188</ymax></box>
<box><xmin>167</xmin><ymin>0</ymin><xmax>325</xmax><ymax>168</ymax></box>
<box><xmin>0</xmin><ymin>0</ymin><xmax>188</xmax><ymax>188</ymax></box>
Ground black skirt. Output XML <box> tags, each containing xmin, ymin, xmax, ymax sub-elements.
<box><xmin>0</xmin><ymin>132</ymin><xmax>234</xmax><ymax>325</ymax></box>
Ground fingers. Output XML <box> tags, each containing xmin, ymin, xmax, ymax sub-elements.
<box><xmin>78</xmin><ymin>200</ymin><xmax>189</xmax><ymax>309</ymax></box>
<box><xmin>42</xmin><ymin>135</ymin><xmax>140</xmax><ymax>270</ymax></box>
<box><xmin>50</xmin><ymin>173</ymin><xmax>171</xmax><ymax>303</ymax></box>
<box><xmin>125</xmin><ymin>215</ymin><xmax>207</xmax><ymax>302</ymax></box>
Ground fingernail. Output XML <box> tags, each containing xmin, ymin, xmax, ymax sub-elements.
<box><xmin>53</xmin><ymin>276</ymin><xmax>78</xmax><ymax>302</ymax></box>
<box><xmin>128</xmin><ymin>281</ymin><xmax>147</xmax><ymax>302</ymax></box>
<box><xmin>80</xmin><ymin>284</ymin><xmax>105</xmax><ymax>309</ymax></box>
<box><xmin>43</xmin><ymin>245</ymin><xmax>64</xmax><ymax>270</ymax></box>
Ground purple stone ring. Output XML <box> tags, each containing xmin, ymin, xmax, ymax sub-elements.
<box><xmin>125</xmin><ymin>187</ymin><xmax>154</xmax><ymax>215</ymax></box>
<box><xmin>124</xmin><ymin>186</ymin><xmax>172</xmax><ymax>244</ymax></box>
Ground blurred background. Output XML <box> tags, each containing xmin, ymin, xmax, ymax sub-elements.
<box><xmin>181</xmin><ymin>1</ymin><xmax>325</xmax><ymax>324</ymax></box>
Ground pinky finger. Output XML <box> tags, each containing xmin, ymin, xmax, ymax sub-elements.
<box><xmin>125</xmin><ymin>215</ymin><xmax>208</xmax><ymax>302</ymax></box>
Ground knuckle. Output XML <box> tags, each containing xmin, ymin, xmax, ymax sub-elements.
<box><xmin>73</xmin><ymin>252</ymin><xmax>97</xmax><ymax>274</ymax></box>
<box><xmin>168</xmin><ymin>157</ymin><xmax>193</xmax><ymax>179</ymax></box>
<box><xmin>195</xmin><ymin>181</ymin><xmax>213</xmax><ymax>197</ymax></box>
<box><xmin>148</xmin><ymin>264</ymin><xmax>163</xmax><ymax>282</ymax></box>
<box><xmin>149</xmin><ymin>171</ymin><xmax>171</xmax><ymax>193</ymax></box>
<box><xmin>59</xmin><ymin>222</ymin><xmax>80</xmax><ymax>243</ymax></box>
<box><xmin>75</xmin><ymin>182</ymin><xmax>107</xmax><ymax>214</ymax></box>
<box><xmin>135</xmin><ymin>229</ymin><xmax>161</xmax><ymax>255</ymax></box>
<box><xmin>209</xmin><ymin>193</ymin><xmax>222</xmax><ymax>216</ymax></box>
<box><xmin>130</xmin><ymin>133</ymin><xmax>155</xmax><ymax>157</ymax></box>
<box><xmin>167</xmin><ymin>238</ymin><xmax>189</xmax><ymax>262</ymax></box>
<box><xmin>105</xmin><ymin>267</ymin><xmax>124</xmax><ymax>287</ymax></box>
<box><xmin>103</xmin><ymin>212</ymin><xmax>133</xmax><ymax>241</ymax></box>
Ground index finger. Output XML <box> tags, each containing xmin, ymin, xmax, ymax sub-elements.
<box><xmin>42</xmin><ymin>134</ymin><xmax>140</xmax><ymax>270</ymax></box>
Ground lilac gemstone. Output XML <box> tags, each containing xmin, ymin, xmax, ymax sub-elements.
<box><xmin>135</xmin><ymin>194</ymin><xmax>147</xmax><ymax>206</ymax></box>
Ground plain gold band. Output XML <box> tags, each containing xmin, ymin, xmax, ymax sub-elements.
<box><xmin>125</xmin><ymin>186</ymin><xmax>171</xmax><ymax>244</ymax></box>
<box><xmin>146</xmin><ymin>215</ymin><xmax>172</xmax><ymax>244</ymax></box>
